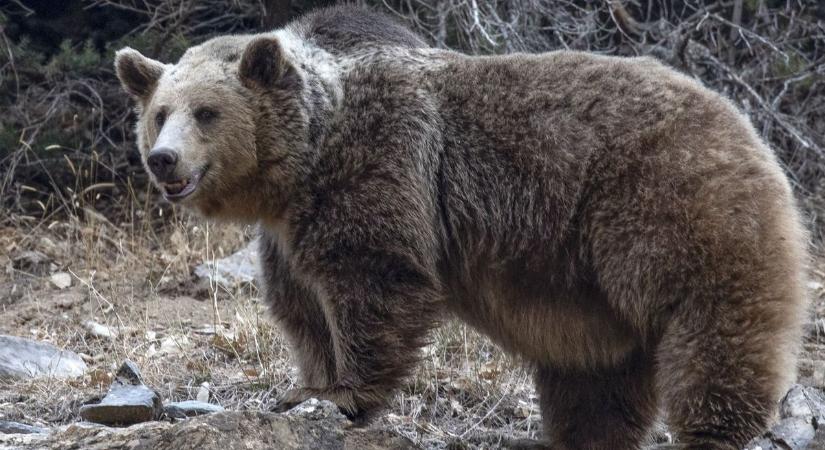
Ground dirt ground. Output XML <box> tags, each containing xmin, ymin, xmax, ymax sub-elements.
<box><xmin>1</xmin><ymin>215</ymin><xmax>824</xmax><ymax>449</ymax></box>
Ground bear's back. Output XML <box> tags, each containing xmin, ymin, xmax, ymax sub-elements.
<box><xmin>297</xmin><ymin>5</ymin><xmax>428</xmax><ymax>54</ymax></box>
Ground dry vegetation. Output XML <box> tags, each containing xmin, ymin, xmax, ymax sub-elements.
<box><xmin>1</xmin><ymin>0</ymin><xmax>824</xmax><ymax>448</ymax></box>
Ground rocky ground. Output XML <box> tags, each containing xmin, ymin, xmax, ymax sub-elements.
<box><xmin>2</xmin><ymin>219</ymin><xmax>825</xmax><ymax>449</ymax></box>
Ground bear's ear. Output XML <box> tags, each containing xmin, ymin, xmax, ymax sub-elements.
<box><xmin>114</xmin><ymin>47</ymin><xmax>165</xmax><ymax>102</ymax></box>
<box><xmin>239</xmin><ymin>37</ymin><xmax>295</xmax><ymax>90</ymax></box>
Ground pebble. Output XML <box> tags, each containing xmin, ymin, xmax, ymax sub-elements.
<box><xmin>49</xmin><ymin>272</ymin><xmax>72</xmax><ymax>289</ymax></box>
<box><xmin>196</xmin><ymin>383</ymin><xmax>210</xmax><ymax>403</ymax></box>
<box><xmin>163</xmin><ymin>401</ymin><xmax>224</xmax><ymax>419</ymax></box>
<box><xmin>83</xmin><ymin>321</ymin><xmax>117</xmax><ymax>340</ymax></box>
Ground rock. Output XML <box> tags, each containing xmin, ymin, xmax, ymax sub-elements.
<box><xmin>780</xmin><ymin>385</ymin><xmax>825</xmax><ymax>420</ymax></box>
<box><xmin>164</xmin><ymin>401</ymin><xmax>224</xmax><ymax>419</ymax></box>
<box><xmin>283</xmin><ymin>398</ymin><xmax>344</xmax><ymax>421</ymax></box>
<box><xmin>196</xmin><ymin>382</ymin><xmax>210</xmax><ymax>403</ymax></box>
<box><xmin>83</xmin><ymin>320</ymin><xmax>117</xmax><ymax>339</ymax></box>
<box><xmin>0</xmin><ymin>335</ymin><xmax>87</xmax><ymax>380</ymax></box>
<box><xmin>49</xmin><ymin>272</ymin><xmax>72</xmax><ymax>289</ymax></box>
<box><xmin>115</xmin><ymin>360</ymin><xmax>146</xmax><ymax>385</ymax></box>
<box><xmin>512</xmin><ymin>400</ymin><xmax>535</xmax><ymax>419</ymax></box>
<box><xmin>194</xmin><ymin>240</ymin><xmax>259</xmax><ymax>288</ymax></box>
<box><xmin>151</xmin><ymin>335</ymin><xmax>190</xmax><ymax>358</ymax></box>
<box><xmin>79</xmin><ymin>360</ymin><xmax>162</xmax><ymax>426</ymax></box>
<box><xmin>192</xmin><ymin>324</ymin><xmax>220</xmax><ymax>335</ymax></box>
<box><xmin>12</xmin><ymin>251</ymin><xmax>51</xmax><ymax>275</ymax></box>
<box><xmin>744</xmin><ymin>385</ymin><xmax>825</xmax><ymax>450</ymax></box>
<box><xmin>0</xmin><ymin>421</ymin><xmax>46</xmax><ymax>434</ymax></box>
<box><xmin>770</xmin><ymin>417</ymin><xmax>816</xmax><ymax>448</ymax></box>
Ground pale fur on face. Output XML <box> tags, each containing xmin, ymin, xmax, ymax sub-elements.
<box><xmin>141</xmin><ymin>56</ymin><xmax>257</xmax><ymax>206</ymax></box>
<box><xmin>118</xmin><ymin>37</ymin><xmax>297</xmax><ymax>218</ymax></box>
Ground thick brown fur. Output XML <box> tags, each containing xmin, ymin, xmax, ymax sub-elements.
<box><xmin>115</xmin><ymin>5</ymin><xmax>809</xmax><ymax>449</ymax></box>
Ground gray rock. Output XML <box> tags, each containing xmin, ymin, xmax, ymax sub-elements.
<box><xmin>284</xmin><ymin>398</ymin><xmax>345</xmax><ymax>421</ymax></box>
<box><xmin>194</xmin><ymin>240</ymin><xmax>259</xmax><ymax>287</ymax></box>
<box><xmin>0</xmin><ymin>335</ymin><xmax>87</xmax><ymax>380</ymax></box>
<box><xmin>770</xmin><ymin>417</ymin><xmax>816</xmax><ymax>449</ymax></box>
<box><xmin>0</xmin><ymin>421</ymin><xmax>46</xmax><ymax>434</ymax></box>
<box><xmin>164</xmin><ymin>401</ymin><xmax>224</xmax><ymax>419</ymax></box>
<box><xmin>115</xmin><ymin>359</ymin><xmax>146</xmax><ymax>385</ymax></box>
<box><xmin>79</xmin><ymin>360</ymin><xmax>162</xmax><ymax>426</ymax></box>
<box><xmin>0</xmin><ymin>410</ymin><xmax>417</xmax><ymax>449</ymax></box>
<box><xmin>780</xmin><ymin>385</ymin><xmax>825</xmax><ymax>420</ymax></box>
<box><xmin>12</xmin><ymin>250</ymin><xmax>51</xmax><ymax>275</ymax></box>
<box><xmin>744</xmin><ymin>384</ymin><xmax>825</xmax><ymax>450</ymax></box>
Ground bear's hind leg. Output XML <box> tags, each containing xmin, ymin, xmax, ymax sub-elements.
<box><xmin>536</xmin><ymin>350</ymin><xmax>657</xmax><ymax>450</ymax></box>
<box><xmin>656</xmin><ymin>294</ymin><xmax>796</xmax><ymax>450</ymax></box>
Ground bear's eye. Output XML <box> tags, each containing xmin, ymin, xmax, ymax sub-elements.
<box><xmin>154</xmin><ymin>110</ymin><xmax>166</xmax><ymax>129</ymax></box>
<box><xmin>194</xmin><ymin>107</ymin><xmax>219</xmax><ymax>124</ymax></box>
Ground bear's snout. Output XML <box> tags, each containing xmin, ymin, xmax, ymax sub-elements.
<box><xmin>147</xmin><ymin>148</ymin><xmax>179</xmax><ymax>182</ymax></box>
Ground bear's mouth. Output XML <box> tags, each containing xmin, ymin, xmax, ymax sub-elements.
<box><xmin>161</xmin><ymin>167</ymin><xmax>206</xmax><ymax>202</ymax></box>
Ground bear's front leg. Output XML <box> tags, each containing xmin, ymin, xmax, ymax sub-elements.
<box><xmin>273</xmin><ymin>244</ymin><xmax>442</xmax><ymax>419</ymax></box>
<box><xmin>259</xmin><ymin>233</ymin><xmax>337</xmax><ymax>389</ymax></box>
<box><xmin>272</xmin><ymin>176</ymin><xmax>443</xmax><ymax>419</ymax></box>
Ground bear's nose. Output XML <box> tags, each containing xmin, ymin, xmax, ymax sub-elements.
<box><xmin>147</xmin><ymin>148</ymin><xmax>179</xmax><ymax>181</ymax></box>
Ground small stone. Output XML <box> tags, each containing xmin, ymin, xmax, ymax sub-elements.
<box><xmin>513</xmin><ymin>400</ymin><xmax>534</xmax><ymax>419</ymax></box>
<box><xmin>49</xmin><ymin>272</ymin><xmax>72</xmax><ymax>289</ymax></box>
<box><xmin>196</xmin><ymin>383</ymin><xmax>210</xmax><ymax>403</ymax></box>
<box><xmin>153</xmin><ymin>335</ymin><xmax>190</xmax><ymax>357</ymax></box>
<box><xmin>0</xmin><ymin>335</ymin><xmax>87</xmax><ymax>380</ymax></box>
<box><xmin>449</xmin><ymin>399</ymin><xmax>464</xmax><ymax>416</ymax></box>
<box><xmin>163</xmin><ymin>401</ymin><xmax>224</xmax><ymax>419</ymax></box>
<box><xmin>116</xmin><ymin>359</ymin><xmax>146</xmax><ymax>385</ymax></box>
<box><xmin>83</xmin><ymin>321</ymin><xmax>116</xmax><ymax>339</ymax></box>
<box><xmin>194</xmin><ymin>240</ymin><xmax>259</xmax><ymax>288</ymax></box>
<box><xmin>192</xmin><ymin>325</ymin><xmax>217</xmax><ymax>335</ymax></box>
<box><xmin>0</xmin><ymin>421</ymin><xmax>46</xmax><ymax>434</ymax></box>
<box><xmin>284</xmin><ymin>399</ymin><xmax>345</xmax><ymax>421</ymax></box>
<box><xmin>78</xmin><ymin>360</ymin><xmax>161</xmax><ymax>426</ymax></box>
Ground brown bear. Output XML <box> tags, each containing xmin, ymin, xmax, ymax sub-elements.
<box><xmin>115</xmin><ymin>5</ymin><xmax>809</xmax><ymax>449</ymax></box>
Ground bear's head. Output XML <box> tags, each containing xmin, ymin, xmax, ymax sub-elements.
<box><xmin>115</xmin><ymin>35</ymin><xmax>314</xmax><ymax>222</ymax></box>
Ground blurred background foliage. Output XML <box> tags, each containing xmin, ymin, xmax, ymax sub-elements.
<box><xmin>1</xmin><ymin>0</ymin><xmax>823</xmax><ymax>238</ymax></box>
